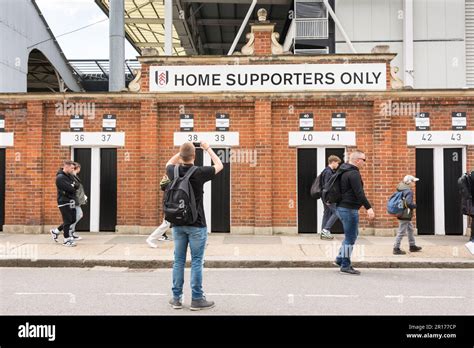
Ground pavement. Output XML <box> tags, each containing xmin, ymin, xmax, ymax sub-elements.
<box><xmin>0</xmin><ymin>232</ymin><xmax>473</xmax><ymax>268</ymax></box>
<box><xmin>1</xmin><ymin>268</ymin><xmax>472</xmax><ymax>315</ymax></box>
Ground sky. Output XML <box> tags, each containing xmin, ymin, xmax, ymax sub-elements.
<box><xmin>35</xmin><ymin>0</ymin><xmax>139</xmax><ymax>59</ymax></box>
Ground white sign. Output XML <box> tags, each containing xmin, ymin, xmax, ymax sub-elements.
<box><xmin>216</xmin><ymin>113</ymin><xmax>230</xmax><ymax>131</ymax></box>
<box><xmin>332</xmin><ymin>113</ymin><xmax>346</xmax><ymax>131</ymax></box>
<box><xmin>0</xmin><ymin>133</ymin><xmax>14</xmax><ymax>147</ymax></box>
<box><xmin>407</xmin><ymin>131</ymin><xmax>474</xmax><ymax>146</ymax></box>
<box><xmin>415</xmin><ymin>117</ymin><xmax>430</xmax><ymax>129</ymax></box>
<box><xmin>288</xmin><ymin>131</ymin><xmax>356</xmax><ymax>146</ymax></box>
<box><xmin>70</xmin><ymin>118</ymin><xmax>84</xmax><ymax>129</ymax></box>
<box><xmin>299</xmin><ymin>113</ymin><xmax>313</xmax><ymax>131</ymax></box>
<box><xmin>0</xmin><ymin>120</ymin><xmax>5</xmax><ymax>129</ymax></box>
<box><xmin>452</xmin><ymin>118</ymin><xmax>467</xmax><ymax>127</ymax></box>
<box><xmin>150</xmin><ymin>64</ymin><xmax>387</xmax><ymax>92</ymax></box>
<box><xmin>174</xmin><ymin>132</ymin><xmax>239</xmax><ymax>147</ymax></box>
<box><xmin>60</xmin><ymin>132</ymin><xmax>125</xmax><ymax>147</ymax></box>
<box><xmin>180</xmin><ymin>114</ymin><xmax>194</xmax><ymax>131</ymax></box>
<box><xmin>102</xmin><ymin>118</ymin><xmax>116</xmax><ymax>129</ymax></box>
<box><xmin>216</xmin><ymin>118</ymin><xmax>230</xmax><ymax>129</ymax></box>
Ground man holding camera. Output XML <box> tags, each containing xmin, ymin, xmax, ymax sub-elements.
<box><xmin>165</xmin><ymin>141</ymin><xmax>223</xmax><ymax>311</ymax></box>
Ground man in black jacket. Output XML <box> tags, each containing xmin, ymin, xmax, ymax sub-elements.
<box><xmin>320</xmin><ymin>155</ymin><xmax>342</xmax><ymax>240</ymax></box>
<box><xmin>335</xmin><ymin>150</ymin><xmax>375</xmax><ymax>275</ymax></box>
<box><xmin>51</xmin><ymin>160</ymin><xmax>79</xmax><ymax>247</ymax></box>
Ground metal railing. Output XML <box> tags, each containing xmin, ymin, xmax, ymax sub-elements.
<box><xmin>295</xmin><ymin>18</ymin><xmax>328</xmax><ymax>39</ymax></box>
<box><xmin>68</xmin><ymin>59</ymin><xmax>141</xmax><ymax>81</ymax></box>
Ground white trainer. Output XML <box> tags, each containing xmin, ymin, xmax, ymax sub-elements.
<box><xmin>146</xmin><ymin>237</ymin><xmax>158</xmax><ymax>248</ymax></box>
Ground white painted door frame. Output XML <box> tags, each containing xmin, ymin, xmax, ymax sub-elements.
<box><xmin>202</xmin><ymin>147</ymin><xmax>233</xmax><ymax>234</ymax></box>
<box><xmin>71</xmin><ymin>147</ymin><xmax>101</xmax><ymax>232</ymax></box>
<box><xmin>295</xmin><ymin>146</ymin><xmax>347</xmax><ymax>233</ymax></box>
<box><xmin>203</xmin><ymin>151</ymin><xmax>212</xmax><ymax>233</ymax></box>
<box><xmin>316</xmin><ymin>147</ymin><xmax>347</xmax><ymax>232</ymax></box>
<box><xmin>416</xmin><ymin>145</ymin><xmax>467</xmax><ymax>236</ymax></box>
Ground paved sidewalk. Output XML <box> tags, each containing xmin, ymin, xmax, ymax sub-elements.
<box><xmin>0</xmin><ymin>233</ymin><xmax>472</xmax><ymax>268</ymax></box>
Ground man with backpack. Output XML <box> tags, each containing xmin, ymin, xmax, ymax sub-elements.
<box><xmin>50</xmin><ymin>160</ymin><xmax>79</xmax><ymax>247</ymax></box>
<box><xmin>392</xmin><ymin>175</ymin><xmax>422</xmax><ymax>255</ymax></box>
<box><xmin>165</xmin><ymin>141</ymin><xmax>223</xmax><ymax>311</ymax></box>
<box><xmin>319</xmin><ymin>155</ymin><xmax>342</xmax><ymax>240</ymax></box>
<box><xmin>330</xmin><ymin>150</ymin><xmax>374</xmax><ymax>275</ymax></box>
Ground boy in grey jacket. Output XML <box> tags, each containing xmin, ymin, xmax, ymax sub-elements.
<box><xmin>393</xmin><ymin>175</ymin><xmax>422</xmax><ymax>255</ymax></box>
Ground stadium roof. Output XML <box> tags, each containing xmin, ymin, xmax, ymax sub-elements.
<box><xmin>95</xmin><ymin>0</ymin><xmax>292</xmax><ymax>56</ymax></box>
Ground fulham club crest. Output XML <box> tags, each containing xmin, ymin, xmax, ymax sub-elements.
<box><xmin>155</xmin><ymin>70</ymin><xmax>169</xmax><ymax>87</ymax></box>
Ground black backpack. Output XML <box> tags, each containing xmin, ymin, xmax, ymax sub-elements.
<box><xmin>322</xmin><ymin>167</ymin><xmax>349</xmax><ymax>204</ymax></box>
<box><xmin>163</xmin><ymin>165</ymin><xmax>198</xmax><ymax>225</ymax></box>
<box><xmin>310</xmin><ymin>173</ymin><xmax>323</xmax><ymax>200</ymax></box>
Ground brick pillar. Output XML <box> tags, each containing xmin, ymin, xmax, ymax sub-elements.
<box><xmin>24</xmin><ymin>101</ymin><xmax>44</xmax><ymax>232</ymax></box>
<box><xmin>254</xmin><ymin>99</ymin><xmax>273</xmax><ymax>234</ymax></box>
<box><xmin>139</xmin><ymin>100</ymin><xmax>159</xmax><ymax>233</ymax></box>
<box><xmin>141</xmin><ymin>64</ymin><xmax>150</xmax><ymax>92</ymax></box>
<box><xmin>251</xmin><ymin>23</ymin><xmax>275</xmax><ymax>56</ymax></box>
<box><xmin>372</xmin><ymin>99</ymin><xmax>396</xmax><ymax>236</ymax></box>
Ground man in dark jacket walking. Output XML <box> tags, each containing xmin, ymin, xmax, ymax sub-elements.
<box><xmin>393</xmin><ymin>175</ymin><xmax>422</xmax><ymax>255</ymax></box>
<box><xmin>335</xmin><ymin>150</ymin><xmax>374</xmax><ymax>275</ymax></box>
<box><xmin>52</xmin><ymin>162</ymin><xmax>87</xmax><ymax>242</ymax></box>
<box><xmin>51</xmin><ymin>160</ymin><xmax>79</xmax><ymax>247</ymax></box>
<box><xmin>320</xmin><ymin>155</ymin><xmax>342</xmax><ymax>240</ymax></box>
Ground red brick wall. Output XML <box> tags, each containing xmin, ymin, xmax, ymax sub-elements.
<box><xmin>253</xmin><ymin>31</ymin><xmax>272</xmax><ymax>56</ymax></box>
<box><xmin>28</xmin><ymin>98</ymin><xmax>142</xmax><ymax>228</ymax></box>
<box><xmin>155</xmin><ymin>99</ymin><xmax>256</xmax><ymax>227</ymax></box>
<box><xmin>1</xmin><ymin>93</ymin><xmax>473</xmax><ymax>233</ymax></box>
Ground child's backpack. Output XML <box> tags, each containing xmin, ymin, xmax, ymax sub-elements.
<box><xmin>386</xmin><ymin>191</ymin><xmax>405</xmax><ymax>215</ymax></box>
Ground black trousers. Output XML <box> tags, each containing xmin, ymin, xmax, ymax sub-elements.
<box><xmin>59</xmin><ymin>206</ymin><xmax>76</xmax><ymax>239</ymax></box>
<box><xmin>471</xmin><ymin>217</ymin><xmax>474</xmax><ymax>242</ymax></box>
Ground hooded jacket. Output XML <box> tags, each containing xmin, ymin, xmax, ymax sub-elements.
<box><xmin>56</xmin><ymin>169</ymin><xmax>78</xmax><ymax>205</ymax></box>
<box><xmin>338</xmin><ymin>163</ymin><xmax>372</xmax><ymax>210</ymax></box>
<box><xmin>320</xmin><ymin>166</ymin><xmax>336</xmax><ymax>189</ymax></box>
<box><xmin>396</xmin><ymin>182</ymin><xmax>416</xmax><ymax>221</ymax></box>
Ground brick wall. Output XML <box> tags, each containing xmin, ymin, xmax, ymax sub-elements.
<box><xmin>1</xmin><ymin>92</ymin><xmax>473</xmax><ymax>235</ymax></box>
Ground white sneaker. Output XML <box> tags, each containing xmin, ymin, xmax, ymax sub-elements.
<box><xmin>158</xmin><ymin>233</ymin><xmax>171</xmax><ymax>241</ymax></box>
<box><xmin>465</xmin><ymin>241</ymin><xmax>474</xmax><ymax>255</ymax></box>
<box><xmin>146</xmin><ymin>237</ymin><xmax>158</xmax><ymax>248</ymax></box>
<box><xmin>72</xmin><ymin>233</ymin><xmax>82</xmax><ymax>241</ymax></box>
<box><xmin>50</xmin><ymin>228</ymin><xmax>59</xmax><ymax>243</ymax></box>
<box><xmin>62</xmin><ymin>238</ymin><xmax>76</xmax><ymax>247</ymax></box>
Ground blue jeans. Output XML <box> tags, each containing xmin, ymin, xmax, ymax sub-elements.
<box><xmin>335</xmin><ymin>207</ymin><xmax>359</xmax><ymax>268</ymax></box>
<box><xmin>321</xmin><ymin>203</ymin><xmax>339</xmax><ymax>231</ymax></box>
<box><xmin>172</xmin><ymin>226</ymin><xmax>208</xmax><ymax>300</ymax></box>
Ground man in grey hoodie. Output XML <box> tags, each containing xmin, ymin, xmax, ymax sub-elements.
<box><xmin>393</xmin><ymin>175</ymin><xmax>423</xmax><ymax>255</ymax></box>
